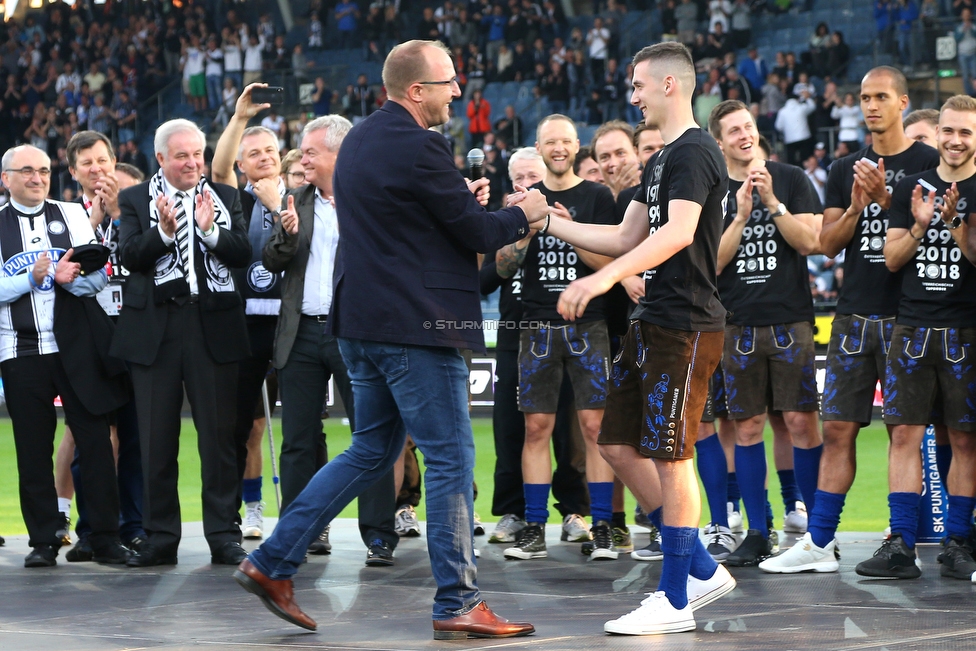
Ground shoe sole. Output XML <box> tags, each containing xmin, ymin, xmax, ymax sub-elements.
<box><xmin>233</xmin><ymin>569</ymin><xmax>317</xmax><ymax>631</ymax></box>
<box><xmin>65</xmin><ymin>553</ymin><xmax>93</xmax><ymax>562</ymax></box>
<box><xmin>854</xmin><ymin>565</ymin><xmax>922</xmax><ymax>579</ymax></box>
<box><xmin>689</xmin><ymin>574</ymin><xmax>737</xmax><ymax>611</ymax></box>
<box><xmin>24</xmin><ymin>560</ymin><xmax>57</xmax><ymax>568</ymax></box>
<box><xmin>488</xmin><ymin>535</ymin><xmax>517</xmax><ymax>543</ymax></box>
<box><xmin>433</xmin><ymin>628</ymin><xmax>534</xmax><ymax>640</ymax></box>
<box><xmin>242</xmin><ymin>529</ymin><xmax>263</xmax><ymax>540</ymax></box>
<box><xmin>631</xmin><ymin>552</ymin><xmax>663</xmax><ymax>562</ymax></box>
<box><xmin>783</xmin><ymin>526</ymin><xmax>807</xmax><ymax>534</ymax></box>
<box><xmin>397</xmin><ymin>529</ymin><xmax>421</xmax><ymax>537</ymax></box>
<box><xmin>127</xmin><ymin>558</ymin><xmax>178</xmax><ymax>567</ymax></box>
<box><xmin>503</xmin><ymin>550</ymin><xmax>547</xmax><ymax>560</ymax></box>
<box><xmin>590</xmin><ymin>549</ymin><xmax>619</xmax><ymax>560</ymax></box>
<box><xmin>604</xmin><ymin>619</ymin><xmax>696</xmax><ymax>635</ymax></box>
<box><xmin>365</xmin><ymin>558</ymin><xmax>394</xmax><ymax>567</ymax></box>
<box><xmin>759</xmin><ymin>558</ymin><xmax>839</xmax><ymax>574</ymax></box>
<box><xmin>94</xmin><ymin>555</ymin><xmax>132</xmax><ymax>565</ymax></box>
<box><xmin>561</xmin><ymin>533</ymin><xmax>591</xmax><ymax>542</ymax></box>
<box><xmin>940</xmin><ymin>565</ymin><xmax>976</xmax><ymax>580</ymax></box>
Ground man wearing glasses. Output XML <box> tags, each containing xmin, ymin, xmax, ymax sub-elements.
<box><xmin>0</xmin><ymin>144</ymin><xmax>130</xmax><ymax>567</ymax></box>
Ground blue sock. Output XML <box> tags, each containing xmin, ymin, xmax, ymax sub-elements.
<box><xmin>727</xmin><ymin>472</ymin><xmax>741</xmax><ymax>512</ymax></box>
<box><xmin>735</xmin><ymin>443</ymin><xmax>768</xmax><ymax>537</ymax></box>
<box><xmin>689</xmin><ymin>535</ymin><xmax>719</xmax><ymax>581</ymax></box>
<box><xmin>765</xmin><ymin>491</ymin><xmax>774</xmax><ymax>528</ymax></box>
<box><xmin>588</xmin><ymin>482</ymin><xmax>614</xmax><ymax>524</ymax></box>
<box><xmin>947</xmin><ymin>495</ymin><xmax>976</xmax><ymax>539</ymax></box>
<box><xmin>695</xmin><ymin>435</ymin><xmax>729</xmax><ymax>527</ymax></box>
<box><xmin>524</xmin><ymin>484</ymin><xmax>551</xmax><ymax>524</ymax></box>
<box><xmin>658</xmin><ymin>525</ymin><xmax>698</xmax><ymax>609</ymax></box>
<box><xmin>649</xmin><ymin>507</ymin><xmax>663</xmax><ymax>529</ymax></box>
<box><xmin>889</xmin><ymin>491</ymin><xmax>920</xmax><ymax>549</ymax></box>
<box><xmin>793</xmin><ymin>445</ymin><xmax>823</xmax><ymax>514</ymax></box>
<box><xmin>777</xmin><ymin>469</ymin><xmax>801</xmax><ymax>513</ymax></box>
<box><xmin>808</xmin><ymin>490</ymin><xmax>846</xmax><ymax>548</ymax></box>
<box><xmin>242</xmin><ymin>477</ymin><xmax>262</xmax><ymax>504</ymax></box>
<box><xmin>936</xmin><ymin>444</ymin><xmax>952</xmax><ymax>497</ymax></box>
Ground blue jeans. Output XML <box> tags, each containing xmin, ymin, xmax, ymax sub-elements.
<box><xmin>206</xmin><ymin>74</ymin><xmax>223</xmax><ymax>110</ymax></box>
<box><xmin>961</xmin><ymin>53</ymin><xmax>976</xmax><ymax>96</ymax></box>
<box><xmin>248</xmin><ymin>338</ymin><xmax>480</xmax><ymax>620</ymax></box>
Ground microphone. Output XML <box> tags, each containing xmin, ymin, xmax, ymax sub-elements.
<box><xmin>467</xmin><ymin>148</ymin><xmax>485</xmax><ymax>181</ymax></box>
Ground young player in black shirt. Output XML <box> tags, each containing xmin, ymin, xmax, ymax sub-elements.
<box><xmin>763</xmin><ymin>67</ymin><xmax>942</xmax><ymax>575</ymax></box>
<box><xmin>706</xmin><ymin>100</ymin><xmax>824</xmax><ymax>567</ymax></box>
<box><xmin>858</xmin><ymin>94</ymin><xmax>976</xmax><ymax>580</ymax></box>
<box><xmin>500</xmin><ymin>115</ymin><xmax>621</xmax><ymax>561</ymax></box>
<box><xmin>543</xmin><ymin>42</ymin><xmax>735</xmax><ymax>636</ymax></box>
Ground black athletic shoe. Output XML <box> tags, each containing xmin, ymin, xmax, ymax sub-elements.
<box><xmin>938</xmin><ymin>536</ymin><xmax>976</xmax><ymax>580</ymax></box>
<box><xmin>66</xmin><ymin>536</ymin><xmax>94</xmax><ymax>562</ymax></box>
<box><xmin>855</xmin><ymin>535</ymin><xmax>921</xmax><ymax>579</ymax></box>
<box><xmin>365</xmin><ymin>539</ymin><xmax>394</xmax><ymax>566</ymax></box>
<box><xmin>726</xmin><ymin>529</ymin><xmax>774</xmax><ymax>567</ymax></box>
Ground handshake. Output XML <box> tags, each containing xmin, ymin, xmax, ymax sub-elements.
<box><xmin>507</xmin><ymin>184</ymin><xmax>551</xmax><ymax>232</ymax></box>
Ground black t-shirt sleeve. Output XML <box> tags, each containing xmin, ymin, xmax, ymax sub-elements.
<box><xmin>787</xmin><ymin>165</ymin><xmax>823</xmax><ymax>215</ymax></box>
<box><xmin>668</xmin><ymin>140</ymin><xmax>721</xmax><ymax>207</ymax></box>
<box><xmin>887</xmin><ymin>175</ymin><xmax>916</xmax><ymax>230</ymax></box>
<box><xmin>823</xmin><ymin>158</ymin><xmax>849</xmax><ymax>210</ymax></box>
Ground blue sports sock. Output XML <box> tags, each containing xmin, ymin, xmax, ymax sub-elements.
<box><xmin>727</xmin><ymin>472</ymin><xmax>741</xmax><ymax>512</ymax></box>
<box><xmin>649</xmin><ymin>507</ymin><xmax>663</xmax><ymax>529</ymax></box>
<box><xmin>777</xmin><ymin>469</ymin><xmax>801</xmax><ymax>513</ymax></box>
<box><xmin>735</xmin><ymin>443</ymin><xmax>768</xmax><ymax>537</ymax></box>
<box><xmin>696</xmin><ymin>435</ymin><xmax>729</xmax><ymax>527</ymax></box>
<box><xmin>658</xmin><ymin>525</ymin><xmax>698</xmax><ymax>609</ymax></box>
<box><xmin>936</xmin><ymin>444</ymin><xmax>952</xmax><ymax>497</ymax></box>
<box><xmin>765</xmin><ymin>490</ymin><xmax>774</xmax><ymax>528</ymax></box>
<box><xmin>793</xmin><ymin>445</ymin><xmax>823</xmax><ymax>514</ymax></box>
<box><xmin>524</xmin><ymin>484</ymin><xmax>551</xmax><ymax>524</ymax></box>
<box><xmin>889</xmin><ymin>492</ymin><xmax>920</xmax><ymax>549</ymax></box>
<box><xmin>808</xmin><ymin>490</ymin><xmax>846</xmax><ymax>548</ymax></box>
<box><xmin>947</xmin><ymin>495</ymin><xmax>976</xmax><ymax>539</ymax></box>
<box><xmin>689</xmin><ymin>535</ymin><xmax>719</xmax><ymax>581</ymax></box>
<box><xmin>242</xmin><ymin>477</ymin><xmax>262</xmax><ymax>504</ymax></box>
<box><xmin>588</xmin><ymin>482</ymin><xmax>614</xmax><ymax>524</ymax></box>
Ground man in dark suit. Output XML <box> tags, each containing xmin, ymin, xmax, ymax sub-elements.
<box><xmin>111</xmin><ymin>118</ymin><xmax>252</xmax><ymax>567</ymax></box>
<box><xmin>235</xmin><ymin>40</ymin><xmax>549</xmax><ymax>637</ymax></box>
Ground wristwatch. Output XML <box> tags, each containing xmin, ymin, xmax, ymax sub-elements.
<box><xmin>945</xmin><ymin>214</ymin><xmax>963</xmax><ymax>230</ymax></box>
<box><xmin>769</xmin><ymin>203</ymin><xmax>787</xmax><ymax>218</ymax></box>
<box><xmin>270</xmin><ymin>209</ymin><xmax>282</xmax><ymax>221</ymax></box>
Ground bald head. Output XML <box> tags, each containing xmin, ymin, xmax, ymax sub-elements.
<box><xmin>382</xmin><ymin>39</ymin><xmax>451</xmax><ymax>99</ymax></box>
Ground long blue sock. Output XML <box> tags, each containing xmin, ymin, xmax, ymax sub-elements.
<box><xmin>242</xmin><ymin>477</ymin><xmax>262</xmax><ymax>504</ymax></box>
<box><xmin>777</xmin><ymin>469</ymin><xmax>801</xmax><ymax>513</ymax></box>
<box><xmin>696</xmin><ymin>435</ymin><xmax>729</xmax><ymax>527</ymax></box>
<box><xmin>793</xmin><ymin>445</ymin><xmax>823</xmax><ymax>513</ymax></box>
<box><xmin>658</xmin><ymin>525</ymin><xmax>698</xmax><ymax>609</ymax></box>
<box><xmin>889</xmin><ymin>491</ymin><xmax>920</xmax><ymax>549</ymax></box>
<box><xmin>735</xmin><ymin>443</ymin><xmax>768</xmax><ymax>537</ymax></box>
<box><xmin>936</xmin><ymin>444</ymin><xmax>952</xmax><ymax>497</ymax></box>
<box><xmin>765</xmin><ymin>491</ymin><xmax>774</xmax><ymax>528</ymax></box>
<box><xmin>727</xmin><ymin>472</ymin><xmax>741</xmax><ymax>512</ymax></box>
<box><xmin>524</xmin><ymin>484</ymin><xmax>551</xmax><ymax>524</ymax></box>
<box><xmin>808</xmin><ymin>490</ymin><xmax>846</xmax><ymax>548</ymax></box>
<box><xmin>649</xmin><ymin>507</ymin><xmax>663</xmax><ymax>529</ymax></box>
<box><xmin>588</xmin><ymin>482</ymin><xmax>614</xmax><ymax>524</ymax></box>
<box><xmin>689</xmin><ymin>536</ymin><xmax>719</xmax><ymax>580</ymax></box>
<box><xmin>947</xmin><ymin>495</ymin><xmax>976</xmax><ymax>539</ymax></box>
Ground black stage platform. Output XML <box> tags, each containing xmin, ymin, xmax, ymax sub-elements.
<box><xmin>1</xmin><ymin>520</ymin><xmax>974</xmax><ymax>651</ymax></box>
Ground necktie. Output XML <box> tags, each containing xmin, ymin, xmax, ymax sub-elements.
<box><xmin>174</xmin><ymin>191</ymin><xmax>189</xmax><ymax>276</ymax></box>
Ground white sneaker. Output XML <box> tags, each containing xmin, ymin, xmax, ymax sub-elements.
<box><xmin>473</xmin><ymin>512</ymin><xmax>485</xmax><ymax>536</ymax></box>
<box><xmin>687</xmin><ymin>564</ymin><xmax>736</xmax><ymax>611</ymax></box>
<box><xmin>489</xmin><ymin>514</ymin><xmax>527</xmax><ymax>543</ymax></box>
<box><xmin>702</xmin><ymin>523</ymin><xmax>737</xmax><ymax>562</ymax></box>
<box><xmin>604</xmin><ymin>591</ymin><xmax>696</xmax><ymax>635</ymax></box>
<box><xmin>242</xmin><ymin>501</ymin><xmax>264</xmax><ymax>539</ymax></box>
<box><xmin>631</xmin><ymin>527</ymin><xmax>663</xmax><ymax>561</ymax></box>
<box><xmin>727</xmin><ymin>502</ymin><xmax>743</xmax><ymax>533</ymax></box>
<box><xmin>395</xmin><ymin>505</ymin><xmax>421</xmax><ymax>537</ymax></box>
<box><xmin>784</xmin><ymin>501</ymin><xmax>808</xmax><ymax>534</ymax></box>
<box><xmin>561</xmin><ymin>513</ymin><xmax>591</xmax><ymax>542</ymax></box>
<box><xmin>758</xmin><ymin>532</ymin><xmax>839</xmax><ymax>574</ymax></box>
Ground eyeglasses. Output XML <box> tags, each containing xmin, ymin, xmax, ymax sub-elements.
<box><xmin>418</xmin><ymin>77</ymin><xmax>459</xmax><ymax>87</ymax></box>
<box><xmin>287</xmin><ymin>171</ymin><xmax>306</xmax><ymax>180</ymax></box>
<box><xmin>4</xmin><ymin>167</ymin><xmax>52</xmax><ymax>178</ymax></box>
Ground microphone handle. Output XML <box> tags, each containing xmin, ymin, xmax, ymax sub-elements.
<box><xmin>469</xmin><ymin>164</ymin><xmax>484</xmax><ymax>181</ymax></box>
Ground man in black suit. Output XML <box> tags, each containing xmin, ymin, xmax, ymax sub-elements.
<box><xmin>112</xmin><ymin>118</ymin><xmax>252</xmax><ymax>567</ymax></box>
<box><xmin>0</xmin><ymin>144</ymin><xmax>130</xmax><ymax>567</ymax></box>
<box><xmin>235</xmin><ymin>40</ymin><xmax>550</xmax><ymax>636</ymax></box>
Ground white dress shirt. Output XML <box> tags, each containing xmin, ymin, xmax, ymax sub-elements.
<box><xmin>301</xmin><ymin>190</ymin><xmax>340</xmax><ymax>316</ymax></box>
<box><xmin>156</xmin><ymin>180</ymin><xmax>220</xmax><ymax>296</ymax></box>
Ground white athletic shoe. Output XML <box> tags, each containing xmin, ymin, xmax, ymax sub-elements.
<box><xmin>687</xmin><ymin>564</ymin><xmax>736</xmax><ymax>611</ymax></box>
<box><xmin>489</xmin><ymin>514</ymin><xmax>527</xmax><ymax>543</ymax></box>
<box><xmin>727</xmin><ymin>502</ymin><xmax>744</xmax><ymax>533</ymax></box>
<box><xmin>758</xmin><ymin>532</ymin><xmax>839</xmax><ymax>573</ymax></box>
<box><xmin>561</xmin><ymin>513</ymin><xmax>591</xmax><ymax>542</ymax></box>
<box><xmin>604</xmin><ymin>591</ymin><xmax>696</xmax><ymax>635</ymax></box>
<box><xmin>395</xmin><ymin>505</ymin><xmax>422</xmax><ymax>537</ymax></box>
<box><xmin>783</xmin><ymin>501</ymin><xmax>808</xmax><ymax>534</ymax></box>
<box><xmin>242</xmin><ymin>501</ymin><xmax>264</xmax><ymax>539</ymax></box>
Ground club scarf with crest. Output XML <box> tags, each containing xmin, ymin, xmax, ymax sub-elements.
<box><xmin>148</xmin><ymin>170</ymin><xmax>235</xmax><ymax>302</ymax></box>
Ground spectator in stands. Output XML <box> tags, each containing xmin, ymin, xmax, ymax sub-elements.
<box><xmin>308</xmin><ymin>9</ymin><xmax>324</xmax><ymax>51</ymax></box>
<box><xmin>205</xmin><ymin>36</ymin><xmax>224</xmax><ymax>115</ymax></box>
<box><xmin>707</xmin><ymin>23</ymin><xmax>733</xmax><ymax>60</ymax></box>
<box><xmin>363</xmin><ymin>3</ymin><xmax>384</xmax><ymax>62</ymax></box>
<box><xmin>739</xmin><ymin>48</ymin><xmax>768</xmax><ymax>97</ymax></box>
<box><xmin>813</xmin><ymin>141</ymin><xmax>831</xmax><ymax>169</ymax></box>
<box><xmin>709</xmin><ymin>0</ymin><xmax>733</xmax><ymax>33</ymax></box>
<box><xmin>895</xmin><ymin>0</ymin><xmax>919</xmax><ymax>65</ymax></box>
<box><xmin>567</xmin><ymin>49</ymin><xmax>587</xmax><ymax>120</ymax></box>
<box><xmin>111</xmin><ymin>90</ymin><xmax>137</xmax><ymax>146</ymax></box>
<box><xmin>956</xmin><ymin>9</ymin><xmax>976</xmax><ymax>95</ymax></box>
<box><xmin>347</xmin><ymin>74</ymin><xmax>375</xmax><ymax>125</ymax></box>
<box><xmin>808</xmin><ymin>23</ymin><xmax>830</xmax><ymax>77</ymax></box>
<box><xmin>243</xmin><ymin>32</ymin><xmax>265</xmax><ymax>88</ymax></box>
<box><xmin>876</xmin><ymin>0</ymin><xmax>895</xmax><ymax>54</ymax></box>
<box><xmin>803</xmin><ymin>154</ymin><xmax>827</xmax><ymax>203</ymax></box>
<box><xmin>261</xmin><ymin>106</ymin><xmax>287</xmax><ymax>151</ymax></box>
<box><xmin>120</xmin><ymin>139</ymin><xmax>149</xmax><ymax>176</ymax></box>
<box><xmin>494</xmin><ymin>105</ymin><xmax>524</xmax><ymax>147</ymax></box>
<box><xmin>954</xmin><ymin>0</ymin><xmax>974</xmax><ymax>16</ymax></box>
<box><xmin>600</xmin><ymin>58</ymin><xmax>626</xmax><ymax>121</ymax></box>
<box><xmin>453</xmin><ymin>10</ymin><xmax>478</xmax><ymax>51</ymax></box>
<box><xmin>587</xmin><ymin>18</ymin><xmax>611</xmax><ymax>80</ymax></box>
<box><xmin>730</xmin><ymin>0</ymin><xmax>753</xmax><ymax>48</ymax></box>
<box><xmin>831</xmin><ymin>92</ymin><xmax>863</xmax><ymax>151</ymax></box>
<box><xmin>512</xmin><ymin>41</ymin><xmax>535</xmax><ymax>81</ymax></box>
<box><xmin>484</xmin><ymin>5</ymin><xmax>508</xmax><ymax>64</ymax></box>
<box><xmin>335</xmin><ymin>0</ymin><xmax>361</xmax><ymax>50</ymax></box>
<box><xmin>723</xmin><ymin>66</ymin><xmax>752</xmax><ymax>104</ymax></box>
<box><xmin>695</xmin><ymin>80</ymin><xmax>723</xmax><ymax>127</ymax></box>
<box><xmin>792</xmin><ymin>71</ymin><xmax>815</xmax><ymax>98</ymax></box>
<box><xmin>181</xmin><ymin>35</ymin><xmax>207</xmax><ymax>113</ymax></box>
<box><xmin>775</xmin><ymin>89</ymin><xmax>816</xmax><ymax>165</ymax></box>
<box><xmin>88</xmin><ymin>94</ymin><xmax>110</xmax><ymax>136</ymax></box>
<box><xmin>467</xmin><ymin>88</ymin><xmax>491</xmax><ymax>149</ymax></box>
<box><xmin>312</xmin><ymin>77</ymin><xmax>332</xmax><ymax>116</ymax></box>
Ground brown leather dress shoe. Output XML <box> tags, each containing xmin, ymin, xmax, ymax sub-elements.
<box><xmin>233</xmin><ymin>559</ymin><xmax>317</xmax><ymax>631</ymax></box>
<box><xmin>432</xmin><ymin>601</ymin><xmax>535</xmax><ymax>640</ymax></box>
